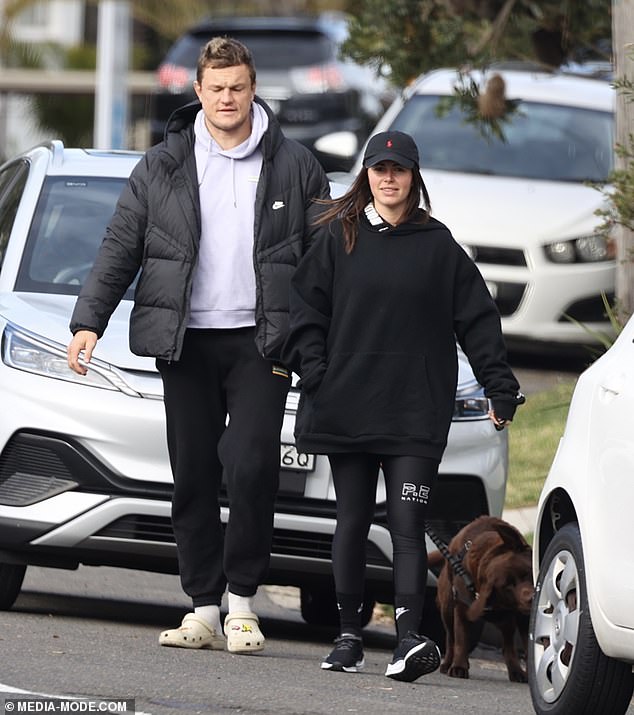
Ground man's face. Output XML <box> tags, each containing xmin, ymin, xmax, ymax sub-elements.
<box><xmin>194</xmin><ymin>63</ymin><xmax>255</xmax><ymax>142</ymax></box>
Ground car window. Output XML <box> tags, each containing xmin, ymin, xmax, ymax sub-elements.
<box><xmin>168</xmin><ymin>30</ymin><xmax>334</xmax><ymax>70</ymax></box>
<box><xmin>14</xmin><ymin>175</ymin><xmax>133</xmax><ymax>297</ymax></box>
<box><xmin>391</xmin><ymin>95</ymin><xmax>613</xmax><ymax>182</ymax></box>
<box><xmin>0</xmin><ymin>161</ymin><xmax>29</xmax><ymax>270</ymax></box>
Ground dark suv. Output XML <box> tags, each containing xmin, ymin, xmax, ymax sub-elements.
<box><xmin>148</xmin><ymin>14</ymin><xmax>395</xmax><ymax>171</ymax></box>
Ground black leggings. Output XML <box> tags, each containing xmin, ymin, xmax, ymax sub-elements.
<box><xmin>328</xmin><ymin>453</ymin><xmax>438</xmax><ymax>597</ymax></box>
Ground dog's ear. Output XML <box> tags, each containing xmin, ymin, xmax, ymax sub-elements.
<box><xmin>493</xmin><ymin>522</ymin><xmax>530</xmax><ymax>552</ymax></box>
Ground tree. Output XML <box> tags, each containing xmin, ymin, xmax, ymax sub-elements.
<box><xmin>342</xmin><ymin>0</ymin><xmax>612</xmax><ymax>88</ymax></box>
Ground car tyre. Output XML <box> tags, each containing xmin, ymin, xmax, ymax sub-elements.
<box><xmin>300</xmin><ymin>584</ymin><xmax>375</xmax><ymax>628</ymax></box>
<box><xmin>0</xmin><ymin>563</ymin><xmax>26</xmax><ymax>610</ymax></box>
<box><xmin>528</xmin><ymin>523</ymin><xmax>634</xmax><ymax>715</ymax></box>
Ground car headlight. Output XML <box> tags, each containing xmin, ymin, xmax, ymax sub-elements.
<box><xmin>2</xmin><ymin>323</ymin><xmax>140</xmax><ymax>396</ymax></box>
<box><xmin>544</xmin><ymin>235</ymin><xmax>615</xmax><ymax>263</ymax></box>
<box><xmin>453</xmin><ymin>386</ymin><xmax>490</xmax><ymax>421</ymax></box>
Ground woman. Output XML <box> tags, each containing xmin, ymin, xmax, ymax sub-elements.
<box><xmin>282</xmin><ymin>130</ymin><xmax>523</xmax><ymax>682</ymax></box>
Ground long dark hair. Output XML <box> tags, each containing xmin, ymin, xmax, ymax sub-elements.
<box><xmin>314</xmin><ymin>167</ymin><xmax>432</xmax><ymax>253</ymax></box>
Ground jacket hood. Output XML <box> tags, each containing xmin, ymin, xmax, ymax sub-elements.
<box><xmin>362</xmin><ymin>207</ymin><xmax>443</xmax><ymax>236</ymax></box>
<box><xmin>164</xmin><ymin>96</ymin><xmax>283</xmax><ymax>159</ymax></box>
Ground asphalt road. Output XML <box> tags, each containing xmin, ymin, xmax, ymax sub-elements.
<box><xmin>0</xmin><ymin>565</ymin><xmax>542</xmax><ymax>715</ymax></box>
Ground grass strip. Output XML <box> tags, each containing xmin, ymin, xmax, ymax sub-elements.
<box><xmin>505</xmin><ymin>377</ymin><xmax>577</xmax><ymax>509</ymax></box>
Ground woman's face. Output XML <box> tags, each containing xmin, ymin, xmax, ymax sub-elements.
<box><xmin>367</xmin><ymin>161</ymin><xmax>413</xmax><ymax>221</ymax></box>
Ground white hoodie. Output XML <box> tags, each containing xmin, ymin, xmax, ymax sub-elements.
<box><xmin>188</xmin><ymin>104</ymin><xmax>268</xmax><ymax>328</ymax></box>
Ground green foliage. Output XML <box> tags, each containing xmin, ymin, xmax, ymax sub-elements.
<box><xmin>599</xmin><ymin>138</ymin><xmax>634</xmax><ymax>234</ymax></box>
<box><xmin>341</xmin><ymin>1</ymin><xmax>473</xmax><ymax>85</ymax></box>
<box><xmin>563</xmin><ymin>292</ymin><xmax>621</xmax><ymax>356</ymax></box>
<box><xmin>611</xmin><ymin>142</ymin><xmax>634</xmax><ymax>235</ymax></box>
<box><xmin>342</xmin><ymin>0</ymin><xmax>612</xmax><ymax>88</ymax></box>
<box><xmin>434</xmin><ymin>71</ymin><xmax>522</xmax><ymax>142</ymax></box>
<box><xmin>30</xmin><ymin>45</ymin><xmax>97</xmax><ymax>147</ymax></box>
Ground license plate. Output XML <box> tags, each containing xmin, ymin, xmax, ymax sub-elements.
<box><xmin>280</xmin><ymin>444</ymin><xmax>315</xmax><ymax>471</ymax></box>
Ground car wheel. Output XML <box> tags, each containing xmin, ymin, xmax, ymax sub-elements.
<box><xmin>0</xmin><ymin>563</ymin><xmax>26</xmax><ymax>609</ymax></box>
<box><xmin>300</xmin><ymin>585</ymin><xmax>375</xmax><ymax>628</ymax></box>
<box><xmin>528</xmin><ymin>523</ymin><xmax>634</xmax><ymax>715</ymax></box>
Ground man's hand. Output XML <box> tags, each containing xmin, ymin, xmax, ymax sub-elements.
<box><xmin>67</xmin><ymin>330</ymin><xmax>98</xmax><ymax>375</ymax></box>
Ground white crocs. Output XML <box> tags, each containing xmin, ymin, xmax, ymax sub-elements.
<box><xmin>159</xmin><ymin>613</ymin><xmax>226</xmax><ymax>650</ymax></box>
<box><xmin>223</xmin><ymin>611</ymin><xmax>265</xmax><ymax>653</ymax></box>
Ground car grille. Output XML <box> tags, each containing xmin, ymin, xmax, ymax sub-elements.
<box><xmin>0</xmin><ymin>437</ymin><xmax>78</xmax><ymax>506</ymax></box>
<box><xmin>472</xmin><ymin>246</ymin><xmax>527</xmax><ymax>266</ymax></box>
<box><xmin>492</xmin><ymin>281</ymin><xmax>527</xmax><ymax>316</ymax></box>
<box><xmin>95</xmin><ymin>515</ymin><xmax>392</xmax><ymax>567</ymax></box>
<box><xmin>0</xmin><ymin>432</ymin><xmax>172</xmax><ymax>501</ymax></box>
<box><xmin>558</xmin><ymin>293</ymin><xmax>615</xmax><ymax>323</ymax></box>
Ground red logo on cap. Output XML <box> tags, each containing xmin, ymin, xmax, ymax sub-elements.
<box><xmin>387</xmin><ymin>140</ymin><xmax>393</xmax><ymax>147</ymax></box>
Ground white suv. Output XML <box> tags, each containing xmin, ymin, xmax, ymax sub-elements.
<box><xmin>0</xmin><ymin>141</ymin><xmax>509</xmax><ymax>630</ymax></box>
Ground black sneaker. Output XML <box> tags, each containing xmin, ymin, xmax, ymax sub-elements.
<box><xmin>321</xmin><ymin>634</ymin><xmax>364</xmax><ymax>672</ymax></box>
<box><xmin>385</xmin><ymin>632</ymin><xmax>441</xmax><ymax>682</ymax></box>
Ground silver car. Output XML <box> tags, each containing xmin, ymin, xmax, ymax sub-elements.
<box><xmin>0</xmin><ymin>141</ymin><xmax>509</xmax><ymax>632</ymax></box>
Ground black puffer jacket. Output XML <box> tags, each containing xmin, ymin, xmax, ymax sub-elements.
<box><xmin>70</xmin><ymin>97</ymin><xmax>330</xmax><ymax>361</ymax></box>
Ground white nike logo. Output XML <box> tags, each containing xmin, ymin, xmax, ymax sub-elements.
<box><xmin>395</xmin><ymin>607</ymin><xmax>410</xmax><ymax>620</ymax></box>
<box><xmin>272</xmin><ymin>201</ymin><xmax>285</xmax><ymax>210</ymax></box>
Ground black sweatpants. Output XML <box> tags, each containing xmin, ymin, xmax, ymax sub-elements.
<box><xmin>157</xmin><ymin>328</ymin><xmax>290</xmax><ymax>607</ymax></box>
<box><xmin>328</xmin><ymin>453</ymin><xmax>438</xmax><ymax>638</ymax></box>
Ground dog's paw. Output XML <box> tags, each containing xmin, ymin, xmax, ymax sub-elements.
<box><xmin>447</xmin><ymin>665</ymin><xmax>470</xmax><ymax>679</ymax></box>
<box><xmin>508</xmin><ymin>668</ymin><xmax>528</xmax><ymax>683</ymax></box>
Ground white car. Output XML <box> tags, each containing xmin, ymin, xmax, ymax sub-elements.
<box><xmin>348</xmin><ymin>67</ymin><xmax>616</xmax><ymax>350</ymax></box>
<box><xmin>0</xmin><ymin>141</ymin><xmax>508</xmax><ymax>633</ymax></box>
<box><xmin>528</xmin><ymin>314</ymin><xmax>634</xmax><ymax>714</ymax></box>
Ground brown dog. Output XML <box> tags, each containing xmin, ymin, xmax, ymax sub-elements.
<box><xmin>430</xmin><ymin>515</ymin><xmax>533</xmax><ymax>682</ymax></box>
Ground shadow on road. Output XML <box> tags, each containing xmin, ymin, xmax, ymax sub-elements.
<box><xmin>12</xmin><ymin>586</ymin><xmax>396</xmax><ymax>651</ymax></box>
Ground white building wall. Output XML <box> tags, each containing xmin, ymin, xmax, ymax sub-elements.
<box><xmin>7</xmin><ymin>0</ymin><xmax>85</xmax><ymax>47</ymax></box>
<box><xmin>0</xmin><ymin>1</ymin><xmax>86</xmax><ymax>158</ymax></box>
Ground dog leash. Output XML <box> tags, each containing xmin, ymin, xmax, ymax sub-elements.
<box><xmin>425</xmin><ymin>522</ymin><xmax>478</xmax><ymax>604</ymax></box>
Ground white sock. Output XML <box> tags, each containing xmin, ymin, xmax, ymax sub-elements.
<box><xmin>228</xmin><ymin>591</ymin><xmax>255</xmax><ymax>614</ymax></box>
<box><xmin>194</xmin><ymin>605</ymin><xmax>221</xmax><ymax>633</ymax></box>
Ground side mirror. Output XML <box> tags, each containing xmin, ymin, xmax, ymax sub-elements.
<box><xmin>314</xmin><ymin>131</ymin><xmax>358</xmax><ymax>160</ymax></box>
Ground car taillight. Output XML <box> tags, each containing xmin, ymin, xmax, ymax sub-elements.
<box><xmin>291</xmin><ymin>62</ymin><xmax>346</xmax><ymax>93</ymax></box>
<box><xmin>157</xmin><ymin>63</ymin><xmax>192</xmax><ymax>93</ymax></box>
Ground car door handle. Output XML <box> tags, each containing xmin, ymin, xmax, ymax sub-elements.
<box><xmin>599</xmin><ymin>374</ymin><xmax>625</xmax><ymax>396</ymax></box>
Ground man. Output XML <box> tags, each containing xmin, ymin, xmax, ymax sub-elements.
<box><xmin>67</xmin><ymin>37</ymin><xmax>329</xmax><ymax>654</ymax></box>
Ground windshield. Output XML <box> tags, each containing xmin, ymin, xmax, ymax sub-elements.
<box><xmin>15</xmin><ymin>175</ymin><xmax>133</xmax><ymax>297</ymax></box>
<box><xmin>390</xmin><ymin>94</ymin><xmax>613</xmax><ymax>182</ymax></box>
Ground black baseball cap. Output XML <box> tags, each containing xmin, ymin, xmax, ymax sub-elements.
<box><xmin>363</xmin><ymin>130</ymin><xmax>419</xmax><ymax>169</ymax></box>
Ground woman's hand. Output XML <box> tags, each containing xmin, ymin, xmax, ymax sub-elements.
<box><xmin>488</xmin><ymin>409</ymin><xmax>509</xmax><ymax>431</ymax></box>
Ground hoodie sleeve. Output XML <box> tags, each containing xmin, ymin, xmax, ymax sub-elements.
<box><xmin>282</xmin><ymin>226</ymin><xmax>335</xmax><ymax>392</ymax></box>
<box><xmin>452</xmin><ymin>243</ymin><xmax>524</xmax><ymax>421</ymax></box>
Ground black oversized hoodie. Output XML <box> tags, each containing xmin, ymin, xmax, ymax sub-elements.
<box><xmin>282</xmin><ymin>208</ymin><xmax>521</xmax><ymax>459</ymax></box>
